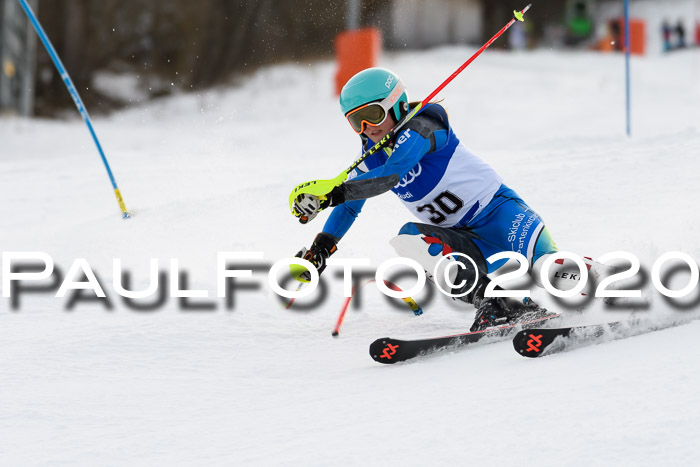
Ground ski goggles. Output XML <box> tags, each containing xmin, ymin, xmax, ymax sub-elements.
<box><xmin>345</xmin><ymin>79</ymin><xmax>406</xmax><ymax>134</ymax></box>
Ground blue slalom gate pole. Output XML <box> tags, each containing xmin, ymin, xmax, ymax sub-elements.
<box><xmin>624</xmin><ymin>0</ymin><xmax>631</xmax><ymax>137</ymax></box>
<box><xmin>17</xmin><ymin>0</ymin><xmax>130</xmax><ymax>218</ymax></box>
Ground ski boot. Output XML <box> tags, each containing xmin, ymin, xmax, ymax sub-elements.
<box><xmin>470</xmin><ymin>297</ymin><xmax>513</xmax><ymax>332</ymax></box>
<box><xmin>462</xmin><ymin>277</ymin><xmax>552</xmax><ymax>332</ymax></box>
<box><xmin>469</xmin><ymin>296</ymin><xmax>550</xmax><ymax>332</ymax></box>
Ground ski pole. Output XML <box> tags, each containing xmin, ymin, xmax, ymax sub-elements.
<box><xmin>17</xmin><ymin>0</ymin><xmax>130</xmax><ymax>219</ymax></box>
<box><xmin>284</xmin><ymin>282</ymin><xmax>305</xmax><ymax>310</ymax></box>
<box><xmin>289</xmin><ymin>4</ymin><xmax>532</xmax><ymax>214</ymax></box>
<box><xmin>332</xmin><ymin>279</ymin><xmax>422</xmax><ymax>337</ymax></box>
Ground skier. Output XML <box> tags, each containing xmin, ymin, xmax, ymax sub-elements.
<box><xmin>291</xmin><ymin>67</ymin><xmax>576</xmax><ymax>332</ymax></box>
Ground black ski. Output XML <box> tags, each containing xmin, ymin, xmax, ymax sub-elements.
<box><xmin>512</xmin><ymin>323</ymin><xmax>615</xmax><ymax>358</ymax></box>
<box><xmin>369</xmin><ymin>312</ymin><xmax>560</xmax><ymax>364</ymax></box>
<box><xmin>513</xmin><ymin>316</ymin><xmax>698</xmax><ymax>358</ymax></box>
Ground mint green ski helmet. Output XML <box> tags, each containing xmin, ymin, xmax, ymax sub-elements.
<box><xmin>339</xmin><ymin>67</ymin><xmax>409</xmax><ymax>122</ymax></box>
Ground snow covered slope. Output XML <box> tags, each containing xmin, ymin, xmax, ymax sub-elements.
<box><xmin>1</xmin><ymin>48</ymin><xmax>699</xmax><ymax>466</ymax></box>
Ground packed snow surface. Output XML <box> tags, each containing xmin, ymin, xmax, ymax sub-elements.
<box><xmin>1</xmin><ymin>47</ymin><xmax>700</xmax><ymax>466</ymax></box>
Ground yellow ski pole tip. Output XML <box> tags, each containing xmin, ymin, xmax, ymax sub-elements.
<box><xmin>514</xmin><ymin>10</ymin><xmax>525</xmax><ymax>22</ymax></box>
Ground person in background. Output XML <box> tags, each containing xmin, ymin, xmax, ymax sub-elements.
<box><xmin>565</xmin><ymin>1</ymin><xmax>594</xmax><ymax>47</ymax></box>
<box><xmin>675</xmin><ymin>20</ymin><xmax>686</xmax><ymax>49</ymax></box>
<box><xmin>662</xmin><ymin>20</ymin><xmax>672</xmax><ymax>53</ymax></box>
<box><xmin>509</xmin><ymin>19</ymin><xmax>527</xmax><ymax>51</ymax></box>
<box><xmin>609</xmin><ymin>20</ymin><xmax>622</xmax><ymax>51</ymax></box>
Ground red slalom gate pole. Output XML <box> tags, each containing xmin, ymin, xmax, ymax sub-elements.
<box><xmin>418</xmin><ymin>4</ymin><xmax>531</xmax><ymax>107</ymax></box>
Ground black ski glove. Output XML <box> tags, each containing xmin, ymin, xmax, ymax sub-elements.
<box><xmin>292</xmin><ymin>232</ymin><xmax>339</xmax><ymax>282</ymax></box>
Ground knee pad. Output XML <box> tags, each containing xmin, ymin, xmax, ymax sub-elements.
<box><xmin>391</xmin><ymin>223</ymin><xmax>482</xmax><ymax>296</ymax></box>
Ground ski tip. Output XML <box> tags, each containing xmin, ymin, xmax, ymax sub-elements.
<box><xmin>369</xmin><ymin>338</ymin><xmax>400</xmax><ymax>364</ymax></box>
<box><xmin>512</xmin><ymin>329</ymin><xmax>548</xmax><ymax>358</ymax></box>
